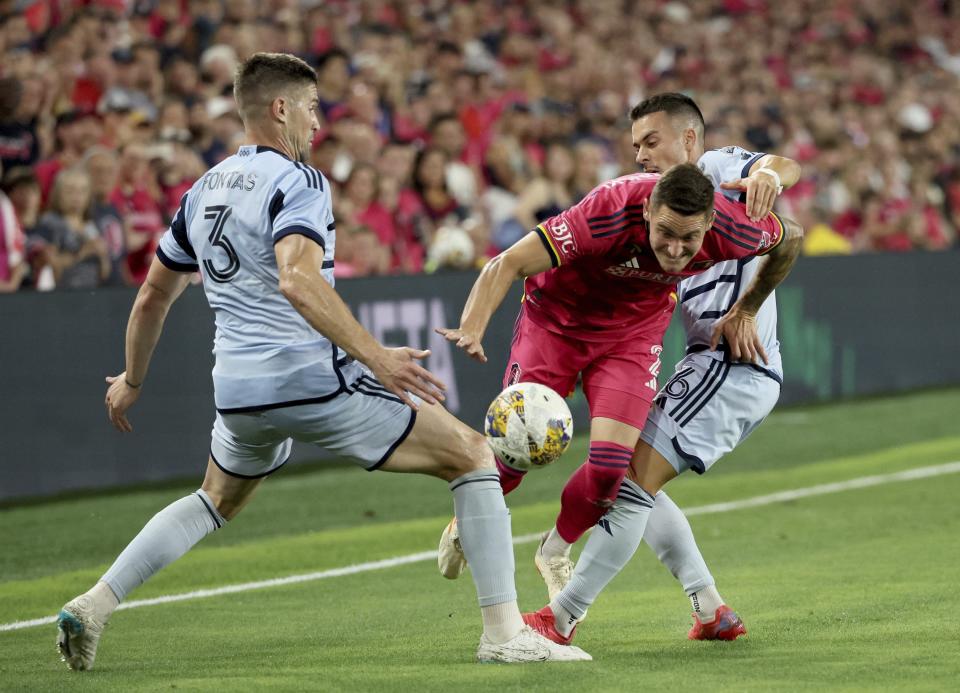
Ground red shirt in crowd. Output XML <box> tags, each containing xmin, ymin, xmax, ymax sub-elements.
<box><xmin>109</xmin><ymin>186</ymin><xmax>165</xmax><ymax>284</ymax></box>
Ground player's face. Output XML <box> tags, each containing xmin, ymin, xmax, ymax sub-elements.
<box><xmin>285</xmin><ymin>84</ymin><xmax>321</xmax><ymax>162</ymax></box>
<box><xmin>631</xmin><ymin>112</ymin><xmax>695</xmax><ymax>174</ymax></box>
<box><xmin>644</xmin><ymin>202</ymin><xmax>714</xmax><ymax>273</ymax></box>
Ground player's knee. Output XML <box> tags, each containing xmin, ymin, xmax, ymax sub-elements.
<box><xmin>439</xmin><ymin>428</ymin><xmax>494</xmax><ymax>481</ymax></box>
<box><xmin>199</xmin><ymin>486</ymin><xmax>241</xmax><ymax>520</ymax></box>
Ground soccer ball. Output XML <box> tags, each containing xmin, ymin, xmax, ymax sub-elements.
<box><xmin>484</xmin><ymin>382</ymin><xmax>573</xmax><ymax>472</ymax></box>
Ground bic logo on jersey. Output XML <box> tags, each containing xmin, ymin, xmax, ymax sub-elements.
<box><xmin>547</xmin><ymin>219</ymin><xmax>577</xmax><ymax>255</ymax></box>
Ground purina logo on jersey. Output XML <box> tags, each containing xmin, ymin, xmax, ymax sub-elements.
<box><xmin>604</xmin><ymin>244</ymin><xmax>679</xmax><ymax>283</ymax></box>
<box><xmin>605</xmin><ymin>259</ymin><xmax>676</xmax><ymax>283</ymax></box>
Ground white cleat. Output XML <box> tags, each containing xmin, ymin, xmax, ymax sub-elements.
<box><xmin>56</xmin><ymin>595</ymin><xmax>107</xmax><ymax>671</ymax></box>
<box><xmin>476</xmin><ymin>625</ymin><xmax>592</xmax><ymax>663</ymax></box>
<box><xmin>438</xmin><ymin>516</ymin><xmax>467</xmax><ymax>579</ymax></box>
<box><xmin>534</xmin><ymin>532</ymin><xmax>574</xmax><ymax>602</ymax></box>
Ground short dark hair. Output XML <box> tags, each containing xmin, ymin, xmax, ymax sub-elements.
<box><xmin>630</xmin><ymin>92</ymin><xmax>705</xmax><ymax>135</ymax></box>
<box><xmin>650</xmin><ymin>163</ymin><xmax>715</xmax><ymax>217</ymax></box>
<box><xmin>1</xmin><ymin>165</ymin><xmax>39</xmax><ymax>194</ymax></box>
<box><xmin>233</xmin><ymin>52</ymin><xmax>317</xmax><ymax>122</ymax></box>
<box><xmin>316</xmin><ymin>48</ymin><xmax>349</xmax><ymax>72</ymax></box>
<box><xmin>428</xmin><ymin>112</ymin><xmax>459</xmax><ymax>134</ymax></box>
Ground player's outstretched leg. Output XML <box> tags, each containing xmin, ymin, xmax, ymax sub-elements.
<box><xmin>437</xmin><ymin>457</ymin><xmax>526</xmax><ymax>580</ymax></box>
<box><xmin>386</xmin><ymin>403</ymin><xmax>590</xmax><ymax>662</ymax></box>
<box><xmin>57</xmin><ymin>463</ymin><xmax>254</xmax><ymax>671</ymax></box>
<box><xmin>644</xmin><ymin>491</ymin><xmax>745</xmax><ymax>640</ymax></box>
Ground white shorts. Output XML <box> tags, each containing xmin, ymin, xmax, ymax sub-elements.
<box><xmin>210</xmin><ymin>371</ymin><xmax>415</xmax><ymax>478</ymax></box>
<box><xmin>640</xmin><ymin>353</ymin><xmax>780</xmax><ymax>475</ymax></box>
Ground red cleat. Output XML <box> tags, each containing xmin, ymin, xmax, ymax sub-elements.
<box><xmin>687</xmin><ymin>605</ymin><xmax>747</xmax><ymax>641</ymax></box>
<box><xmin>522</xmin><ymin>605</ymin><xmax>577</xmax><ymax>646</ymax></box>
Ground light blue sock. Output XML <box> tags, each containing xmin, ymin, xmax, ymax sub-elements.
<box><xmin>101</xmin><ymin>489</ymin><xmax>225</xmax><ymax>601</ymax></box>
<box><xmin>554</xmin><ymin>479</ymin><xmax>654</xmax><ymax>623</ymax></box>
<box><xmin>449</xmin><ymin>469</ymin><xmax>517</xmax><ymax>607</ymax></box>
<box><xmin>644</xmin><ymin>490</ymin><xmax>715</xmax><ymax>595</ymax></box>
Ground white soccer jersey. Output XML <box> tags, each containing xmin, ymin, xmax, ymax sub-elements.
<box><xmin>682</xmin><ymin>146</ymin><xmax>783</xmax><ymax>381</ymax></box>
<box><xmin>157</xmin><ymin>144</ymin><xmax>362</xmax><ymax>411</ymax></box>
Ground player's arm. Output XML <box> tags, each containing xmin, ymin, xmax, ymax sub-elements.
<box><xmin>105</xmin><ymin>260</ymin><xmax>192</xmax><ymax>432</ymax></box>
<box><xmin>709</xmin><ymin>214</ymin><xmax>804</xmax><ymax>364</ymax></box>
<box><xmin>720</xmin><ymin>154</ymin><xmax>801</xmax><ymax>221</ymax></box>
<box><xmin>436</xmin><ymin>230</ymin><xmax>553</xmax><ymax>363</ymax></box>
<box><xmin>275</xmin><ymin>234</ymin><xmax>444</xmax><ymax>410</ymax></box>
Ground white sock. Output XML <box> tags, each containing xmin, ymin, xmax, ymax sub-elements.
<box><xmin>644</xmin><ymin>491</ymin><xmax>715</xmax><ymax>594</ymax></box>
<box><xmin>539</xmin><ymin>526</ymin><xmax>572</xmax><ymax>559</ymax></box>
<box><xmin>101</xmin><ymin>489</ymin><xmax>225</xmax><ymax>601</ymax></box>
<box><xmin>449</xmin><ymin>469</ymin><xmax>518</xmax><ymax>608</ymax></box>
<box><xmin>84</xmin><ymin>581</ymin><xmax>120</xmax><ymax>623</ymax></box>
<box><xmin>552</xmin><ymin>480</ymin><xmax>655</xmax><ymax>624</ymax></box>
<box><xmin>549</xmin><ymin>601</ymin><xmax>580</xmax><ymax>638</ymax></box>
<box><xmin>480</xmin><ymin>600</ymin><xmax>525</xmax><ymax>643</ymax></box>
<box><xmin>690</xmin><ymin>584</ymin><xmax>725</xmax><ymax>623</ymax></box>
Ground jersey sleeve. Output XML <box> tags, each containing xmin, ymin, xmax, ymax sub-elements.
<box><xmin>710</xmin><ymin>195</ymin><xmax>786</xmax><ymax>259</ymax></box>
<box><xmin>533</xmin><ymin>180</ymin><xmax>640</xmax><ymax>266</ymax></box>
<box><xmin>698</xmin><ymin>146</ymin><xmax>766</xmax><ymax>192</ymax></box>
<box><xmin>270</xmin><ymin>165</ymin><xmax>334</xmax><ymax>251</ymax></box>
<box><xmin>155</xmin><ymin>192</ymin><xmax>199</xmax><ymax>272</ymax></box>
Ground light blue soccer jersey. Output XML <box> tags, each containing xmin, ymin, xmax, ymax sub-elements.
<box><xmin>156</xmin><ymin>145</ymin><xmax>362</xmax><ymax>411</ymax></box>
<box><xmin>682</xmin><ymin>146</ymin><xmax>783</xmax><ymax>381</ymax></box>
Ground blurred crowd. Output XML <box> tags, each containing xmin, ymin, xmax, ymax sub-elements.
<box><xmin>1</xmin><ymin>0</ymin><xmax>959</xmax><ymax>292</ymax></box>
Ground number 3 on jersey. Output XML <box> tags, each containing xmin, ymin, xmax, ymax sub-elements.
<box><xmin>203</xmin><ymin>205</ymin><xmax>240</xmax><ymax>282</ymax></box>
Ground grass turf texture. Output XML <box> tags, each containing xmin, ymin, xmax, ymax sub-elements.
<box><xmin>1</xmin><ymin>388</ymin><xmax>959</xmax><ymax>691</ymax></box>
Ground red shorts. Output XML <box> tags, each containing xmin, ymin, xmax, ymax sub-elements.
<box><xmin>503</xmin><ymin>308</ymin><xmax>663</xmax><ymax>429</ymax></box>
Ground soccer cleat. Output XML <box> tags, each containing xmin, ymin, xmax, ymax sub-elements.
<box><xmin>56</xmin><ymin>595</ymin><xmax>108</xmax><ymax>671</ymax></box>
<box><xmin>687</xmin><ymin>605</ymin><xmax>747</xmax><ymax>641</ymax></box>
<box><xmin>476</xmin><ymin>625</ymin><xmax>592</xmax><ymax>663</ymax></box>
<box><xmin>534</xmin><ymin>532</ymin><xmax>574</xmax><ymax>602</ymax></box>
<box><xmin>438</xmin><ymin>516</ymin><xmax>466</xmax><ymax>579</ymax></box>
<box><xmin>522</xmin><ymin>605</ymin><xmax>577</xmax><ymax>646</ymax></box>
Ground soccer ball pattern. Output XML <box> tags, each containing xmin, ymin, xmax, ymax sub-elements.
<box><xmin>484</xmin><ymin>382</ymin><xmax>573</xmax><ymax>472</ymax></box>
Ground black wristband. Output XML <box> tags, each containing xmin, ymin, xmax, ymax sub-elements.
<box><xmin>125</xmin><ymin>378</ymin><xmax>142</xmax><ymax>389</ymax></box>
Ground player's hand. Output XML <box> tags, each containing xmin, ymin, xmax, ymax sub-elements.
<box><xmin>104</xmin><ymin>372</ymin><xmax>141</xmax><ymax>433</ymax></box>
<box><xmin>720</xmin><ymin>175</ymin><xmax>778</xmax><ymax>222</ymax></box>
<box><xmin>370</xmin><ymin>347</ymin><xmax>446</xmax><ymax>411</ymax></box>
<box><xmin>434</xmin><ymin>327</ymin><xmax>487</xmax><ymax>363</ymax></box>
<box><xmin>709</xmin><ymin>307</ymin><xmax>768</xmax><ymax>365</ymax></box>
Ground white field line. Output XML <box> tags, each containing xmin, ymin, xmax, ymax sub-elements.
<box><xmin>3</xmin><ymin>460</ymin><xmax>959</xmax><ymax>634</ymax></box>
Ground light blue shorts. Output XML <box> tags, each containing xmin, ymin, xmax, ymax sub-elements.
<box><xmin>210</xmin><ymin>370</ymin><xmax>415</xmax><ymax>478</ymax></box>
<box><xmin>640</xmin><ymin>353</ymin><xmax>780</xmax><ymax>475</ymax></box>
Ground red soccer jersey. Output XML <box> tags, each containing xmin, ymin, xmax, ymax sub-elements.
<box><xmin>526</xmin><ymin>173</ymin><xmax>785</xmax><ymax>342</ymax></box>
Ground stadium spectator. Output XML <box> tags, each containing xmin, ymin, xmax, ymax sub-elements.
<box><xmin>34</xmin><ymin>109</ymin><xmax>102</xmax><ymax>206</ymax></box>
<box><xmin>1</xmin><ymin>165</ymin><xmax>49</xmax><ymax>288</ymax></box>
<box><xmin>109</xmin><ymin>143</ymin><xmax>164</xmax><ymax>285</ymax></box>
<box><xmin>0</xmin><ymin>170</ymin><xmax>28</xmax><ymax>293</ymax></box>
<box><xmin>512</xmin><ymin>141</ymin><xmax>578</xmax><ymax>232</ymax></box>
<box><xmin>404</xmin><ymin>145</ymin><xmax>471</xmax><ymax>244</ymax></box>
<box><xmin>429</xmin><ymin>112</ymin><xmax>480</xmax><ymax>207</ymax></box>
<box><xmin>83</xmin><ymin>147</ymin><xmax>129</xmax><ymax>285</ymax></box>
<box><xmin>338</xmin><ymin>162</ymin><xmax>399</xmax><ymax>256</ymax></box>
<box><xmin>0</xmin><ymin>76</ymin><xmax>41</xmax><ymax>172</ymax></box>
<box><xmin>32</xmin><ymin>167</ymin><xmax>110</xmax><ymax>290</ymax></box>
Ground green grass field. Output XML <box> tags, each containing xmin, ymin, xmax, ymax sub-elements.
<box><xmin>2</xmin><ymin>389</ymin><xmax>960</xmax><ymax>691</ymax></box>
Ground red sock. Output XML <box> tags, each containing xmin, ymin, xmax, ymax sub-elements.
<box><xmin>555</xmin><ymin>441</ymin><xmax>633</xmax><ymax>543</ymax></box>
<box><xmin>496</xmin><ymin>456</ymin><xmax>526</xmax><ymax>495</ymax></box>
